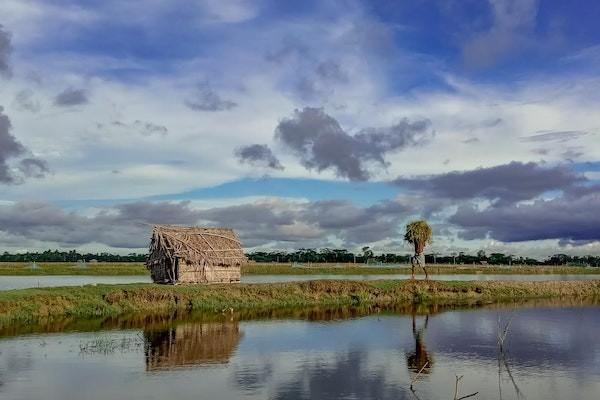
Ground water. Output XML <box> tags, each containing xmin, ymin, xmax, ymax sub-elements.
<box><xmin>1</xmin><ymin>273</ymin><xmax>599</xmax><ymax>291</ymax></box>
<box><xmin>0</xmin><ymin>301</ymin><xmax>599</xmax><ymax>400</ymax></box>
<box><xmin>0</xmin><ymin>275</ymin><xmax>152</xmax><ymax>291</ymax></box>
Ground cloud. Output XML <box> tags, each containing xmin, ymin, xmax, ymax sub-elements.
<box><xmin>185</xmin><ymin>84</ymin><xmax>237</xmax><ymax>112</ymax></box>
<box><xmin>13</xmin><ymin>89</ymin><xmax>41</xmax><ymax>113</ymax></box>
<box><xmin>191</xmin><ymin>198</ymin><xmax>412</xmax><ymax>247</ymax></box>
<box><xmin>18</xmin><ymin>158</ymin><xmax>50</xmax><ymax>178</ymax></box>
<box><xmin>520</xmin><ymin>130</ymin><xmax>589</xmax><ymax>143</ymax></box>
<box><xmin>235</xmin><ymin>144</ymin><xmax>284</xmax><ymax>170</ymax></box>
<box><xmin>111</xmin><ymin>120</ymin><xmax>168</xmax><ymax>136</ymax></box>
<box><xmin>0</xmin><ymin>198</ymin><xmax>413</xmax><ymax>249</ymax></box>
<box><xmin>275</xmin><ymin>108</ymin><xmax>433</xmax><ymax>181</ymax></box>
<box><xmin>393</xmin><ymin>162</ymin><xmax>584</xmax><ymax>205</ymax></box>
<box><xmin>294</xmin><ymin>61</ymin><xmax>349</xmax><ymax>100</ymax></box>
<box><xmin>0</xmin><ymin>106</ymin><xmax>48</xmax><ymax>184</ymax></box>
<box><xmin>200</xmin><ymin>0</ymin><xmax>260</xmax><ymax>23</ymax></box>
<box><xmin>0</xmin><ymin>106</ymin><xmax>25</xmax><ymax>183</ymax></box>
<box><xmin>54</xmin><ymin>88</ymin><xmax>89</xmax><ymax>106</ymax></box>
<box><xmin>462</xmin><ymin>0</ymin><xmax>539</xmax><ymax>68</ymax></box>
<box><xmin>450</xmin><ymin>185</ymin><xmax>600</xmax><ymax>242</ymax></box>
<box><xmin>0</xmin><ymin>201</ymin><xmax>203</xmax><ymax>248</ymax></box>
<box><xmin>0</xmin><ymin>24</ymin><xmax>12</xmax><ymax>78</ymax></box>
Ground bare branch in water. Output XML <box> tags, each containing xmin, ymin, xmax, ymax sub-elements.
<box><xmin>410</xmin><ymin>360</ymin><xmax>430</xmax><ymax>391</ymax></box>
<box><xmin>454</xmin><ymin>374</ymin><xmax>479</xmax><ymax>400</ymax></box>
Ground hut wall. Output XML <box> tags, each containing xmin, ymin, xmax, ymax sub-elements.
<box><xmin>178</xmin><ymin>260</ymin><xmax>241</xmax><ymax>284</ymax></box>
<box><xmin>148</xmin><ymin>259</ymin><xmax>173</xmax><ymax>283</ymax></box>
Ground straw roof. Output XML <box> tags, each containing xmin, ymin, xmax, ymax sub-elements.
<box><xmin>147</xmin><ymin>225</ymin><xmax>247</xmax><ymax>266</ymax></box>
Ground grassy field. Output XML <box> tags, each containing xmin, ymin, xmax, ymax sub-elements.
<box><xmin>1</xmin><ymin>261</ymin><xmax>599</xmax><ymax>276</ymax></box>
<box><xmin>1</xmin><ymin>279</ymin><xmax>599</xmax><ymax>328</ymax></box>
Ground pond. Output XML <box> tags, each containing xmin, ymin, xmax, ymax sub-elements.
<box><xmin>1</xmin><ymin>273</ymin><xmax>599</xmax><ymax>291</ymax></box>
<box><xmin>0</xmin><ymin>300</ymin><xmax>599</xmax><ymax>399</ymax></box>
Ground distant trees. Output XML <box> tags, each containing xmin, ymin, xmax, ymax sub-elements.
<box><xmin>0</xmin><ymin>250</ymin><xmax>146</xmax><ymax>262</ymax></box>
<box><xmin>0</xmin><ymin>249</ymin><xmax>598</xmax><ymax>267</ymax></box>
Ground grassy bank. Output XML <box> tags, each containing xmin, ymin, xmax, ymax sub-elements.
<box><xmin>1</xmin><ymin>280</ymin><xmax>599</xmax><ymax>328</ymax></box>
<box><xmin>1</xmin><ymin>262</ymin><xmax>599</xmax><ymax>276</ymax></box>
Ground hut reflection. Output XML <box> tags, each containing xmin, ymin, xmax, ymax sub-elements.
<box><xmin>144</xmin><ymin>320</ymin><xmax>242</xmax><ymax>371</ymax></box>
<box><xmin>406</xmin><ymin>308</ymin><xmax>433</xmax><ymax>376</ymax></box>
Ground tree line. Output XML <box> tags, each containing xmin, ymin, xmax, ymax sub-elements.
<box><xmin>0</xmin><ymin>248</ymin><xmax>598</xmax><ymax>267</ymax></box>
<box><xmin>246</xmin><ymin>248</ymin><xmax>600</xmax><ymax>267</ymax></box>
<box><xmin>0</xmin><ymin>250</ymin><xmax>147</xmax><ymax>263</ymax></box>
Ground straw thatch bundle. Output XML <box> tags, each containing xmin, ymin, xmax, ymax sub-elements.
<box><xmin>146</xmin><ymin>225</ymin><xmax>246</xmax><ymax>284</ymax></box>
<box><xmin>404</xmin><ymin>220</ymin><xmax>432</xmax><ymax>255</ymax></box>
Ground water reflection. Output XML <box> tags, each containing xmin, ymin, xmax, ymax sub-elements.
<box><xmin>406</xmin><ymin>310</ymin><xmax>433</xmax><ymax>376</ymax></box>
<box><xmin>144</xmin><ymin>320</ymin><xmax>242</xmax><ymax>370</ymax></box>
<box><xmin>1</xmin><ymin>300</ymin><xmax>600</xmax><ymax>400</ymax></box>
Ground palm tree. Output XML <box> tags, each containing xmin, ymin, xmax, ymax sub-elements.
<box><xmin>404</xmin><ymin>220</ymin><xmax>432</xmax><ymax>280</ymax></box>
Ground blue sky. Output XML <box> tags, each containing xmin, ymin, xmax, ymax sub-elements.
<box><xmin>0</xmin><ymin>0</ymin><xmax>599</xmax><ymax>257</ymax></box>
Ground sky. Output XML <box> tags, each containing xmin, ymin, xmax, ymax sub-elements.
<box><xmin>0</xmin><ymin>0</ymin><xmax>599</xmax><ymax>258</ymax></box>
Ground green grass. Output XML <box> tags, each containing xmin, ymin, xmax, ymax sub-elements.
<box><xmin>1</xmin><ymin>262</ymin><xmax>599</xmax><ymax>276</ymax></box>
<box><xmin>1</xmin><ymin>279</ymin><xmax>598</xmax><ymax>328</ymax></box>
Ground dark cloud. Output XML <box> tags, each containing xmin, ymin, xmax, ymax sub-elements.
<box><xmin>450</xmin><ymin>186</ymin><xmax>600</xmax><ymax>242</ymax></box>
<box><xmin>200</xmin><ymin>198</ymin><xmax>412</xmax><ymax>247</ymax></box>
<box><xmin>235</xmin><ymin>144</ymin><xmax>284</xmax><ymax>170</ymax></box>
<box><xmin>18</xmin><ymin>158</ymin><xmax>50</xmax><ymax>178</ymax></box>
<box><xmin>520</xmin><ymin>130</ymin><xmax>589</xmax><ymax>143</ymax></box>
<box><xmin>0</xmin><ymin>107</ymin><xmax>49</xmax><ymax>184</ymax></box>
<box><xmin>275</xmin><ymin>107</ymin><xmax>433</xmax><ymax>181</ymax></box>
<box><xmin>0</xmin><ymin>198</ymin><xmax>413</xmax><ymax>249</ymax></box>
<box><xmin>185</xmin><ymin>84</ymin><xmax>237</xmax><ymax>112</ymax></box>
<box><xmin>315</xmin><ymin>61</ymin><xmax>347</xmax><ymax>83</ymax></box>
<box><xmin>0</xmin><ymin>201</ymin><xmax>203</xmax><ymax>248</ymax></box>
<box><xmin>0</xmin><ymin>106</ymin><xmax>26</xmax><ymax>183</ymax></box>
<box><xmin>54</xmin><ymin>88</ymin><xmax>89</xmax><ymax>107</ymax></box>
<box><xmin>0</xmin><ymin>25</ymin><xmax>12</xmax><ymax>78</ymax></box>
<box><xmin>393</xmin><ymin>162</ymin><xmax>584</xmax><ymax>205</ymax></box>
<box><xmin>295</xmin><ymin>61</ymin><xmax>348</xmax><ymax>100</ymax></box>
<box><xmin>561</xmin><ymin>148</ymin><xmax>584</xmax><ymax>161</ymax></box>
<box><xmin>111</xmin><ymin>120</ymin><xmax>168</xmax><ymax>136</ymax></box>
<box><xmin>13</xmin><ymin>89</ymin><xmax>41</xmax><ymax>113</ymax></box>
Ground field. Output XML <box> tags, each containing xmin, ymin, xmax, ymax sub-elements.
<box><xmin>0</xmin><ymin>261</ymin><xmax>598</xmax><ymax>276</ymax></box>
<box><xmin>1</xmin><ymin>279</ymin><xmax>599</xmax><ymax>328</ymax></box>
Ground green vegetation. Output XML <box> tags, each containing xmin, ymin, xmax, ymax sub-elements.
<box><xmin>0</xmin><ymin>250</ymin><xmax>146</xmax><ymax>263</ymax></box>
<box><xmin>1</xmin><ymin>280</ymin><xmax>599</xmax><ymax>328</ymax></box>
<box><xmin>3</xmin><ymin>249</ymin><xmax>600</xmax><ymax>267</ymax></box>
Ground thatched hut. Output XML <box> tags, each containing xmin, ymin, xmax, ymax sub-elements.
<box><xmin>145</xmin><ymin>225</ymin><xmax>246</xmax><ymax>284</ymax></box>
